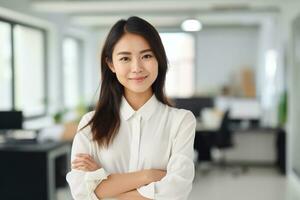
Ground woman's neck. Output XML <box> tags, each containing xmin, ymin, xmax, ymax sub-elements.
<box><xmin>124</xmin><ymin>89</ymin><xmax>153</xmax><ymax>111</ymax></box>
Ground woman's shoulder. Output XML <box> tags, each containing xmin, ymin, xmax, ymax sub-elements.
<box><xmin>81</xmin><ymin>110</ymin><xmax>95</xmax><ymax>122</ymax></box>
<box><xmin>76</xmin><ymin>111</ymin><xmax>95</xmax><ymax>140</ymax></box>
<box><xmin>163</xmin><ymin>106</ymin><xmax>196</xmax><ymax>138</ymax></box>
<box><xmin>165</xmin><ymin>105</ymin><xmax>196</xmax><ymax>122</ymax></box>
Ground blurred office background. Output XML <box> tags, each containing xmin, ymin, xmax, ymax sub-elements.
<box><xmin>0</xmin><ymin>0</ymin><xmax>300</xmax><ymax>199</ymax></box>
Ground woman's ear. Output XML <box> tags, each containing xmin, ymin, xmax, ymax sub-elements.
<box><xmin>106</xmin><ymin>58</ymin><xmax>115</xmax><ymax>73</ymax></box>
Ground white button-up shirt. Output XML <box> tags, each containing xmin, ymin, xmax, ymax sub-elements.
<box><xmin>66</xmin><ymin>95</ymin><xmax>196</xmax><ymax>200</ymax></box>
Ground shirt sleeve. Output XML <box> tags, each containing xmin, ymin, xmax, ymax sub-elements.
<box><xmin>66</xmin><ymin>114</ymin><xmax>110</xmax><ymax>200</ymax></box>
<box><xmin>137</xmin><ymin>111</ymin><xmax>196</xmax><ymax>200</ymax></box>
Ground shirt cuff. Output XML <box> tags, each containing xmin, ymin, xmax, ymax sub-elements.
<box><xmin>84</xmin><ymin>168</ymin><xmax>110</xmax><ymax>200</ymax></box>
<box><xmin>137</xmin><ymin>182</ymin><xmax>155</xmax><ymax>199</ymax></box>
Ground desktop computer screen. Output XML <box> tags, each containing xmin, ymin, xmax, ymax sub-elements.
<box><xmin>172</xmin><ymin>97</ymin><xmax>214</xmax><ymax>117</ymax></box>
<box><xmin>0</xmin><ymin>111</ymin><xmax>23</xmax><ymax>130</ymax></box>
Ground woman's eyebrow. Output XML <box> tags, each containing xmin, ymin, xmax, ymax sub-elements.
<box><xmin>140</xmin><ymin>49</ymin><xmax>152</xmax><ymax>54</ymax></box>
<box><xmin>116</xmin><ymin>49</ymin><xmax>152</xmax><ymax>55</ymax></box>
<box><xmin>117</xmin><ymin>51</ymin><xmax>131</xmax><ymax>55</ymax></box>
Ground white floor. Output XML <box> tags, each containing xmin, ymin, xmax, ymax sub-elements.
<box><xmin>58</xmin><ymin>166</ymin><xmax>287</xmax><ymax>200</ymax></box>
<box><xmin>190</xmin><ymin>165</ymin><xmax>286</xmax><ymax>200</ymax></box>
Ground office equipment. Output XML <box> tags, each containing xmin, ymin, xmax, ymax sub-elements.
<box><xmin>215</xmin><ymin>110</ymin><xmax>232</xmax><ymax>149</ymax></box>
<box><xmin>194</xmin><ymin>113</ymin><xmax>221</xmax><ymax>162</ymax></box>
<box><xmin>0</xmin><ymin>111</ymin><xmax>39</xmax><ymax>143</ymax></box>
<box><xmin>0</xmin><ymin>111</ymin><xmax>23</xmax><ymax>130</ymax></box>
<box><xmin>172</xmin><ymin>97</ymin><xmax>214</xmax><ymax>117</ymax></box>
<box><xmin>194</xmin><ymin>111</ymin><xmax>233</xmax><ymax>163</ymax></box>
<box><xmin>228</xmin><ymin>98</ymin><xmax>261</xmax><ymax>120</ymax></box>
<box><xmin>214</xmin><ymin>110</ymin><xmax>234</xmax><ymax>166</ymax></box>
<box><xmin>215</xmin><ymin>97</ymin><xmax>261</xmax><ymax>128</ymax></box>
<box><xmin>0</xmin><ymin>141</ymin><xmax>71</xmax><ymax>200</ymax></box>
<box><xmin>194</xmin><ymin>129</ymin><xmax>216</xmax><ymax>161</ymax></box>
<box><xmin>5</xmin><ymin>129</ymin><xmax>38</xmax><ymax>143</ymax></box>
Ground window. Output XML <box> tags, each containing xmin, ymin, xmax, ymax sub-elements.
<box><xmin>0</xmin><ymin>21</ymin><xmax>12</xmax><ymax>110</ymax></box>
<box><xmin>14</xmin><ymin>25</ymin><xmax>46</xmax><ymax>117</ymax></box>
<box><xmin>62</xmin><ymin>37</ymin><xmax>81</xmax><ymax>109</ymax></box>
<box><xmin>0</xmin><ymin>18</ymin><xmax>47</xmax><ymax>118</ymax></box>
<box><xmin>160</xmin><ymin>33</ymin><xmax>195</xmax><ymax>97</ymax></box>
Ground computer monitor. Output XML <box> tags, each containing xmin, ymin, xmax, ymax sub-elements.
<box><xmin>172</xmin><ymin>97</ymin><xmax>214</xmax><ymax>117</ymax></box>
<box><xmin>0</xmin><ymin>111</ymin><xmax>23</xmax><ymax>130</ymax></box>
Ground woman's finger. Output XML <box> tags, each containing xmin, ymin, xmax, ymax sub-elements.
<box><xmin>75</xmin><ymin>155</ymin><xmax>101</xmax><ymax>168</ymax></box>
<box><xmin>73</xmin><ymin>157</ymin><xmax>95</xmax><ymax>167</ymax></box>
<box><xmin>72</xmin><ymin>159</ymin><xmax>94</xmax><ymax>170</ymax></box>
<box><xmin>72</xmin><ymin>154</ymin><xmax>101</xmax><ymax>171</ymax></box>
<box><xmin>72</xmin><ymin>162</ymin><xmax>86</xmax><ymax>169</ymax></box>
<box><xmin>72</xmin><ymin>163</ymin><xmax>94</xmax><ymax>172</ymax></box>
<box><xmin>76</xmin><ymin>153</ymin><xmax>93</xmax><ymax>159</ymax></box>
<box><xmin>72</xmin><ymin>159</ymin><xmax>100</xmax><ymax>171</ymax></box>
<box><xmin>75</xmin><ymin>154</ymin><xmax>95</xmax><ymax>164</ymax></box>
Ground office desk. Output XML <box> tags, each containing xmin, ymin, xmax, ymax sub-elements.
<box><xmin>196</xmin><ymin>121</ymin><xmax>219</xmax><ymax>132</ymax></box>
<box><xmin>0</xmin><ymin>141</ymin><xmax>71</xmax><ymax>200</ymax></box>
<box><xmin>194</xmin><ymin>121</ymin><xmax>219</xmax><ymax>162</ymax></box>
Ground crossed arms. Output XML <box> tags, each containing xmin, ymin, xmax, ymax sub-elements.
<box><xmin>72</xmin><ymin>153</ymin><xmax>166</xmax><ymax>199</ymax></box>
<box><xmin>67</xmin><ymin>111</ymin><xmax>196</xmax><ymax>200</ymax></box>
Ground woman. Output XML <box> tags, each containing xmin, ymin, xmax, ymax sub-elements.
<box><xmin>66</xmin><ymin>16</ymin><xmax>196</xmax><ymax>200</ymax></box>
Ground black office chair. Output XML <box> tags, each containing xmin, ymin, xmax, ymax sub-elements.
<box><xmin>214</xmin><ymin>110</ymin><xmax>233</xmax><ymax>167</ymax></box>
<box><xmin>215</xmin><ymin>110</ymin><xmax>232</xmax><ymax>149</ymax></box>
<box><xmin>213</xmin><ymin>110</ymin><xmax>248</xmax><ymax>175</ymax></box>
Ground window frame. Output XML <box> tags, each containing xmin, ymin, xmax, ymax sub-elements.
<box><xmin>159</xmin><ymin>31</ymin><xmax>197</xmax><ymax>97</ymax></box>
<box><xmin>62</xmin><ymin>35</ymin><xmax>84</xmax><ymax>110</ymax></box>
<box><xmin>0</xmin><ymin>16</ymin><xmax>48</xmax><ymax>119</ymax></box>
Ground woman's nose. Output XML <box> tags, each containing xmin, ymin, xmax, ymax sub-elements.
<box><xmin>131</xmin><ymin>58</ymin><xmax>143</xmax><ymax>73</ymax></box>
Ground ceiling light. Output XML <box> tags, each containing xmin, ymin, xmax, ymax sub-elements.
<box><xmin>181</xmin><ymin>19</ymin><xmax>202</xmax><ymax>32</ymax></box>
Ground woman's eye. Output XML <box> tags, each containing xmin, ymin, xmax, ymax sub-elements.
<box><xmin>142</xmin><ymin>54</ymin><xmax>153</xmax><ymax>59</ymax></box>
<box><xmin>120</xmin><ymin>57</ymin><xmax>130</xmax><ymax>62</ymax></box>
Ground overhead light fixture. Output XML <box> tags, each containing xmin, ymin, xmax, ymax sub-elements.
<box><xmin>181</xmin><ymin>19</ymin><xmax>202</xmax><ymax>32</ymax></box>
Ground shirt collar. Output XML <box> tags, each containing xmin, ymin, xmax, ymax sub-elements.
<box><xmin>120</xmin><ymin>94</ymin><xmax>159</xmax><ymax>121</ymax></box>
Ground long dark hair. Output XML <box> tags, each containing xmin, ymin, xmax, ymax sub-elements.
<box><xmin>82</xmin><ymin>16</ymin><xmax>171</xmax><ymax>148</ymax></box>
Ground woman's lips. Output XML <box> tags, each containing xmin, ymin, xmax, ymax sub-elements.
<box><xmin>129</xmin><ymin>75</ymin><xmax>148</xmax><ymax>81</ymax></box>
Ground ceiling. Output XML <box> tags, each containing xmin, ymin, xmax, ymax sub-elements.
<box><xmin>29</xmin><ymin>0</ymin><xmax>298</xmax><ymax>29</ymax></box>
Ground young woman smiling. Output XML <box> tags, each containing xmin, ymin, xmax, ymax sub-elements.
<box><xmin>66</xmin><ymin>16</ymin><xmax>196</xmax><ymax>200</ymax></box>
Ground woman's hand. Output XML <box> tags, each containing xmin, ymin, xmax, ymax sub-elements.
<box><xmin>72</xmin><ymin>153</ymin><xmax>101</xmax><ymax>172</ymax></box>
<box><xmin>144</xmin><ymin>169</ymin><xmax>166</xmax><ymax>183</ymax></box>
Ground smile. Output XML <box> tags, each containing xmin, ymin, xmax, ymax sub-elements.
<box><xmin>129</xmin><ymin>76</ymin><xmax>148</xmax><ymax>81</ymax></box>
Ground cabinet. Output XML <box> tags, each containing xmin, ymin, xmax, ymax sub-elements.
<box><xmin>0</xmin><ymin>141</ymin><xmax>71</xmax><ymax>200</ymax></box>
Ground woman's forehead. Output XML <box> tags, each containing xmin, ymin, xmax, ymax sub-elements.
<box><xmin>113</xmin><ymin>33</ymin><xmax>151</xmax><ymax>53</ymax></box>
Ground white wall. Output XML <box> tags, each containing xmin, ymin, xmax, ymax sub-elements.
<box><xmin>286</xmin><ymin>13</ymin><xmax>300</xmax><ymax>199</ymax></box>
<box><xmin>195</xmin><ymin>25</ymin><xmax>259</xmax><ymax>95</ymax></box>
<box><xmin>290</xmin><ymin>18</ymin><xmax>300</xmax><ymax>176</ymax></box>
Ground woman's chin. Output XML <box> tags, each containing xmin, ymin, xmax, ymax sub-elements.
<box><xmin>125</xmin><ymin>86</ymin><xmax>153</xmax><ymax>95</ymax></box>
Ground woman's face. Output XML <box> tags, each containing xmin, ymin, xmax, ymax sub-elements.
<box><xmin>108</xmin><ymin>33</ymin><xmax>158</xmax><ymax>96</ymax></box>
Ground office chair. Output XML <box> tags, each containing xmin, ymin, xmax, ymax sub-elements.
<box><xmin>212</xmin><ymin>110</ymin><xmax>248</xmax><ymax>175</ymax></box>
<box><xmin>213</xmin><ymin>110</ymin><xmax>233</xmax><ymax>166</ymax></box>
<box><xmin>215</xmin><ymin>110</ymin><xmax>232</xmax><ymax>147</ymax></box>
